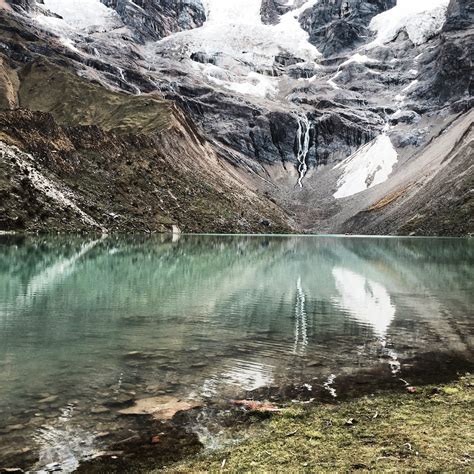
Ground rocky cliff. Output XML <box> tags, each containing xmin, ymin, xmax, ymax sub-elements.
<box><xmin>0</xmin><ymin>0</ymin><xmax>472</xmax><ymax>235</ymax></box>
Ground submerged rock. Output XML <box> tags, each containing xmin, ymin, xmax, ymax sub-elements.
<box><xmin>118</xmin><ymin>396</ymin><xmax>202</xmax><ymax>420</ymax></box>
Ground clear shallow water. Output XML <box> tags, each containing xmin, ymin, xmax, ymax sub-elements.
<box><xmin>0</xmin><ymin>234</ymin><xmax>473</xmax><ymax>470</ymax></box>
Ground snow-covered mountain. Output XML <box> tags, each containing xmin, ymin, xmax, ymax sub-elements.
<box><xmin>0</xmin><ymin>0</ymin><xmax>472</xmax><ymax>235</ymax></box>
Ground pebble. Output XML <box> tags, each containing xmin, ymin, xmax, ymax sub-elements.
<box><xmin>38</xmin><ymin>395</ymin><xmax>59</xmax><ymax>404</ymax></box>
<box><xmin>191</xmin><ymin>362</ymin><xmax>208</xmax><ymax>368</ymax></box>
<box><xmin>7</xmin><ymin>424</ymin><xmax>25</xmax><ymax>431</ymax></box>
<box><xmin>91</xmin><ymin>407</ymin><xmax>110</xmax><ymax>414</ymax></box>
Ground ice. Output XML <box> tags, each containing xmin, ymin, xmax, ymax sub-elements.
<box><xmin>333</xmin><ymin>134</ymin><xmax>398</xmax><ymax>199</ymax></box>
<box><xmin>152</xmin><ymin>0</ymin><xmax>320</xmax><ymax>98</ymax></box>
<box><xmin>36</xmin><ymin>0</ymin><xmax>121</xmax><ymax>34</ymax></box>
<box><xmin>369</xmin><ymin>0</ymin><xmax>450</xmax><ymax>47</ymax></box>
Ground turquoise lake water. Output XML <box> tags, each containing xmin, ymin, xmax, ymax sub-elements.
<box><xmin>0</xmin><ymin>234</ymin><xmax>472</xmax><ymax>470</ymax></box>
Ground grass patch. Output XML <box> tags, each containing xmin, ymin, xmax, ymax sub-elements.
<box><xmin>368</xmin><ymin>186</ymin><xmax>411</xmax><ymax>212</ymax></box>
<box><xmin>165</xmin><ymin>375</ymin><xmax>473</xmax><ymax>473</ymax></box>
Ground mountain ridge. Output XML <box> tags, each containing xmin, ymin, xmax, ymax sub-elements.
<box><xmin>0</xmin><ymin>0</ymin><xmax>472</xmax><ymax>235</ymax></box>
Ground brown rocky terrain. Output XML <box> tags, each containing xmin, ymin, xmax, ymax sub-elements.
<box><xmin>0</xmin><ymin>55</ymin><xmax>292</xmax><ymax>233</ymax></box>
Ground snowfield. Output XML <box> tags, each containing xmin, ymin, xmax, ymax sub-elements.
<box><xmin>151</xmin><ymin>0</ymin><xmax>320</xmax><ymax>98</ymax></box>
<box><xmin>333</xmin><ymin>134</ymin><xmax>398</xmax><ymax>199</ymax></box>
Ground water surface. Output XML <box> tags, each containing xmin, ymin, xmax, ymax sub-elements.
<box><xmin>0</xmin><ymin>234</ymin><xmax>473</xmax><ymax>470</ymax></box>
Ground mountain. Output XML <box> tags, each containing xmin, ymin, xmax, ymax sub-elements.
<box><xmin>0</xmin><ymin>0</ymin><xmax>472</xmax><ymax>235</ymax></box>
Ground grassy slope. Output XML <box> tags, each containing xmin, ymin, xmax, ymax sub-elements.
<box><xmin>17</xmin><ymin>60</ymin><xmax>173</xmax><ymax>134</ymax></box>
<box><xmin>166</xmin><ymin>375</ymin><xmax>473</xmax><ymax>473</ymax></box>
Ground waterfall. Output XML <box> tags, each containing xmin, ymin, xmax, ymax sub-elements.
<box><xmin>293</xmin><ymin>276</ymin><xmax>308</xmax><ymax>355</ymax></box>
<box><xmin>117</xmin><ymin>67</ymin><xmax>141</xmax><ymax>95</ymax></box>
<box><xmin>295</xmin><ymin>114</ymin><xmax>311</xmax><ymax>188</ymax></box>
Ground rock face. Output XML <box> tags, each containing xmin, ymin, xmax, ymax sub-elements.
<box><xmin>299</xmin><ymin>0</ymin><xmax>396</xmax><ymax>56</ymax></box>
<box><xmin>0</xmin><ymin>0</ymin><xmax>472</xmax><ymax>236</ymax></box>
<box><xmin>418</xmin><ymin>0</ymin><xmax>474</xmax><ymax>105</ymax></box>
<box><xmin>6</xmin><ymin>0</ymin><xmax>35</xmax><ymax>12</ymax></box>
<box><xmin>260</xmin><ymin>0</ymin><xmax>292</xmax><ymax>25</ymax></box>
<box><xmin>100</xmin><ymin>0</ymin><xmax>206</xmax><ymax>42</ymax></box>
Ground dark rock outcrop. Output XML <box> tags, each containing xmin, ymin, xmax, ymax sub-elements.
<box><xmin>6</xmin><ymin>0</ymin><xmax>36</xmax><ymax>13</ymax></box>
<box><xmin>417</xmin><ymin>0</ymin><xmax>473</xmax><ymax>105</ymax></box>
<box><xmin>260</xmin><ymin>0</ymin><xmax>292</xmax><ymax>25</ymax></box>
<box><xmin>100</xmin><ymin>0</ymin><xmax>206</xmax><ymax>42</ymax></box>
<box><xmin>299</xmin><ymin>0</ymin><xmax>396</xmax><ymax>56</ymax></box>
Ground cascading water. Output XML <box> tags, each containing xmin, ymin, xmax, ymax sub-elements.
<box><xmin>117</xmin><ymin>67</ymin><xmax>141</xmax><ymax>96</ymax></box>
<box><xmin>295</xmin><ymin>114</ymin><xmax>311</xmax><ymax>188</ymax></box>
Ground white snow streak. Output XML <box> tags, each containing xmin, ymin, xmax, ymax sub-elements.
<box><xmin>0</xmin><ymin>142</ymin><xmax>105</xmax><ymax>231</ymax></box>
<box><xmin>333</xmin><ymin>134</ymin><xmax>398</xmax><ymax>199</ymax></box>
<box><xmin>340</xmin><ymin>53</ymin><xmax>378</xmax><ymax>68</ymax></box>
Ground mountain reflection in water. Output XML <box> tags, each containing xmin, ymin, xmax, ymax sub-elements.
<box><xmin>0</xmin><ymin>234</ymin><xmax>472</xmax><ymax>469</ymax></box>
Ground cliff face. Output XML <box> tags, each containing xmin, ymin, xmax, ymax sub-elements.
<box><xmin>0</xmin><ymin>0</ymin><xmax>472</xmax><ymax>236</ymax></box>
<box><xmin>100</xmin><ymin>0</ymin><xmax>206</xmax><ymax>42</ymax></box>
<box><xmin>300</xmin><ymin>0</ymin><xmax>397</xmax><ymax>56</ymax></box>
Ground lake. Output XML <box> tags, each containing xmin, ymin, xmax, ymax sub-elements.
<box><xmin>0</xmin><ymin>234</ymin><xmax>473</xmax><ymax>470</ymax></box>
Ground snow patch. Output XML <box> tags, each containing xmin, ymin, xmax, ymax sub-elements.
<box><xmin>333</xmin><ymin>134</ymin><xmax>398</xmax><ymax>199</ymax></box>
<box><xmin>225</xmin><ymin>72</ymin><xmax>277</xmax><ymax>98</ymax></box>
<box><xmin>369</xmin><ymin>0</ymin><xmax>449</xmax><ymax>47</ymax></box>
<box><xmin>340</xmin><ymin>53</ymin><xmax>378</xmax><ymax>67</ymax></box>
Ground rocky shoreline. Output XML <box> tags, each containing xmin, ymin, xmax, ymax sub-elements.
<box><xmin>71</xmin><ymin>356</ymin><xmax>474</xmax><ymax>472</ymax></box>
<box><xmin>2</xmin><ymin>349</ymin><xmax>471</xmax><ymax>473</ymax></box>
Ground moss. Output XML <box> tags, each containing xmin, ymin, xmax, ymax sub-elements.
<box><xmin>164</xmin><ymin>375</ymin><xmax>473</xmax><ymax>473</ymax></box>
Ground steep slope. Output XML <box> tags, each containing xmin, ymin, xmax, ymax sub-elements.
<box><xmin>0</xmin><ymin>47</ymin><xmax>292</xmax><ymax>233</ymax></box>
<box><xmin>341</xmin><ymin>109</ymin><xmax>473</xmax><ymax>236</ymax></box>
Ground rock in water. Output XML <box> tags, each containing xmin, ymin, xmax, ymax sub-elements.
<box><xmin>118</xmin><ymin>396</ymin><xmax>202</xmax><ymax>420</ymax></box>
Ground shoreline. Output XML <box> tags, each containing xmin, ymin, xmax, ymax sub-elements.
<box><xmin>70</xmin><ymin>353</ymin><xmax>473</xmax><ymax>473</ymax></box>
<box><xmin>1</xmin><ymin>354</ymin><xmax>472</xmax><ymax>472</ymax></box>
<box><xmin>166</xmin><ymin>374</ymin><xmax>473</xmax><ymax>473</ymax></box>
<box><xmin>0</xmin><ymin>231</ymin><xmax>472</xmax><ymax>239</ymax></box>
